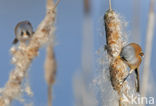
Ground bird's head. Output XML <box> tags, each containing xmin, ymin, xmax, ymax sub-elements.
<box><xmin>14</xmin><ymin>21</ymin><xmax>33</xmax><ymax>43</ymax></box>
<box><xmin>120</xmin><ymin>43</ymin><xmax>144</xmax><ymax>68</ymax></box>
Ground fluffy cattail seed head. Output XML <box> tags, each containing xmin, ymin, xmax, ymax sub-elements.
<box><xmin>104</xmin><ymin>10</ymin><xmax>122</xmax><ymax>58</ymax></box>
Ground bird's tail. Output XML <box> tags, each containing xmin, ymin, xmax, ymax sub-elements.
<box><xmin>135</xmin><ymin>68</ymin><xmax>140</xmax><ymax>93</ymax></box>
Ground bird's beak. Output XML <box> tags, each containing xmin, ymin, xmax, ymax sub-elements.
<box><xmin>117</xmin><ymin>55</ymin><xmax>121</xmax><ymax>59</ymax></box>
<box><xmin>23</xmin><ymin>32</ymin><xmax>28</xmax><ymax>38</ymax></box>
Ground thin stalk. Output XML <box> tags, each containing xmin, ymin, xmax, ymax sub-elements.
<box><xmin>109</xmin><ymin>0</ymin><xmax>112</xmax><ymax>10</ymax></box>
<box><xmin>48</xmin><ymin>85</ymin><xmax>52</xmax><ymax>106</ymax></box>
<box><xmin>142</xmin><ymin>0</ymin><xmax>155</xmax><ymax>100</ymax></box>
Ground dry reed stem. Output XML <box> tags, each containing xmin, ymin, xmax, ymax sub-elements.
<box><xmin>44</xmin><ymin>44</ymin><xmax>56</xmax><ymax>106</ymax></box>
<box><xmin>142</xmin><ymin>0</ymin><xmax>155</xmax><ymax>100</ymax></box>
<box><xmin>109</xmin><ymin>0</ymin><xmax>112</xmax><ymax>10</ymax></box>
<box><xmin>48</xmin><ymin>85</ymin><xmax>52</xmax><ymax>106</ymax></box>
<box><xmin>0</xmin><ymin>0</ymin><xmax>58</xmax><ymax>105</ymax></box>
<box><xmin>104</xmin><ymin>7</ymin><xmax>132</xmax><ymax>106</ymax></box>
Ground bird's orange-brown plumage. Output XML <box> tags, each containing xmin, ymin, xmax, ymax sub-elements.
<box><xmin>120</xmin><ymin>43</ymin><xmax>144</xmax><ymax>93</ymax></box>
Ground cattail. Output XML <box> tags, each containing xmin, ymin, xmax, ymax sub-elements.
<box><xmin>104</xmin><ymin>9</ymin><xmax>122</xmax><ymax>58</ymax></box>
<box><xmin>109</xmin><ymin>58</ymin><xmax>127</xmax><ymax>94</ymax></box>
<box><xmin>45</xmin><ymin>45</ymin><xmax>56</xmax><ymax>87</ymax></box>
<box><xmin>0</xmin><ymin>0</ymin><xmax>58</xmax><ymax>105</ymax></box>
<box><xmin>104</xmin><ymin>1</ymin><xmax>132</xmax><ymax>105</ymax></box>
<box><xmin>104</xmin><ymin>4</ymin><xmax>125</xmax><ymax>92</ymax></box>
<box><xmin>44</xmin><ymin>44</ymin><xmax>56</xmax><ymax>106</ymax></box>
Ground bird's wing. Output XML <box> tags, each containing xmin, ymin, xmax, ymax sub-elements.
<box><xmin>135</xmin><ymin>68</ymin><xmax>140</xmax><ymax>93</ymax></box>
<box><xmin>12</xmin><ymin>38</ymin><xmax>18</xmax><ymax>44</ymax></box>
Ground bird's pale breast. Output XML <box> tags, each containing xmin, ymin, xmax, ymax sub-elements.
<box><xmin>120</xmin><ymin>44</ymin><xmax>137</xmax><ymax>65</ymax></box>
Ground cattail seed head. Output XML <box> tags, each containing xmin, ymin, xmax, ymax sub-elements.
<box><xmin>104</xmin><ymin>10</ymin><xmax>122</xmax><ymax>58</ymax></box>
<box><xmin>104</xmin><ymin>9</ymin><xmax>132</xmax><ymax>105</ymax></box>
<box><xmin>109</xmin><ymin>58</ymin><xmax>127</xmax><ymax>94</ymax></box>
<box><xmin>44</xmin><ymin>45</ymin><xmax>57</xmax><ymax>85</ymax></box>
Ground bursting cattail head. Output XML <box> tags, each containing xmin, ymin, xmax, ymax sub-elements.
<box><xmin>104</xmin><ymin>10</ymin><xmax>122</xmax><ymax>58</ymax></box>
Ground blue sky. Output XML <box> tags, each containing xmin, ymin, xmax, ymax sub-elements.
<box><xmin>0</xmin><ymin>0</ymin><xmax>155</xmax><ymax>106</ymax></box>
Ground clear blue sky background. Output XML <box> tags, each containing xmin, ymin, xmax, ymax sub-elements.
<box><xmin>0</xmin><ymin>0</ymin><xmax>155</xmax><ymax>106</ymax></box>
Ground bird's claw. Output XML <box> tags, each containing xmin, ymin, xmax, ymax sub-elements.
<box><xmin>119</xmin><ymin>80</ymin><xmax>124</xmax><ymax>85</ymax></box>
<box><xmin>119</xmin><ymin>77</ymin><xmax>127</xmax><ymax>85</ymax></box>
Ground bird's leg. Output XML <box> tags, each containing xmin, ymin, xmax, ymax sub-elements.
<box><xmin>129</xmin><ymin>69</ymin><xmax>134</xmax><ymax>74</ymax></box>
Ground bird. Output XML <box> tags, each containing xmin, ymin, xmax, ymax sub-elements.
<box><xmin>119</xmin><ymin>43</ymin><xmax>144</xmax><ymax>93</ymax></box>
<box><xmin>12</xmin><ymin>21</ymin><xmax>34</xmax><ymax>44</ymax></box>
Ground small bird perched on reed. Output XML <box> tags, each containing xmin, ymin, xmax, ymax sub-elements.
<box><xmin>119</xmin><ymin>43</ymin><xmax>144</xmax><ymax>93</ymax></box>
<box><xmin>12</xmin><ymin>21</ymin><xmax>33</xmax><ymax>44</ymax></box>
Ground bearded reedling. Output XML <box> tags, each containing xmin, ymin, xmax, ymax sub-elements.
<box><xmin>120</xmin><ymin>43</ymin><xmax>144</xmax><ymax>92</ymax></box>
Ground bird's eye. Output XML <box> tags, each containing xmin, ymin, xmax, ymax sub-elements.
<box><xmin>139</xmin><ymin>52</ymin><xmax>144</xmax><ymax>57</ymax></box>
<box><xmin>21</xmin><ymin>31</ymin><xmax>24</xmax><ymax>36</ymax></box>
<box><xmin>26</xmin><ymin>31</ymin><xmax>30</xmax><ymax>36</ymax></box>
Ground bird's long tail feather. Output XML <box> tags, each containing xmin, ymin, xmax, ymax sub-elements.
<box><xmin>135</xmin><ymin>68</ymin><xmax>140</xmax><ymax>93</ymax></box>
